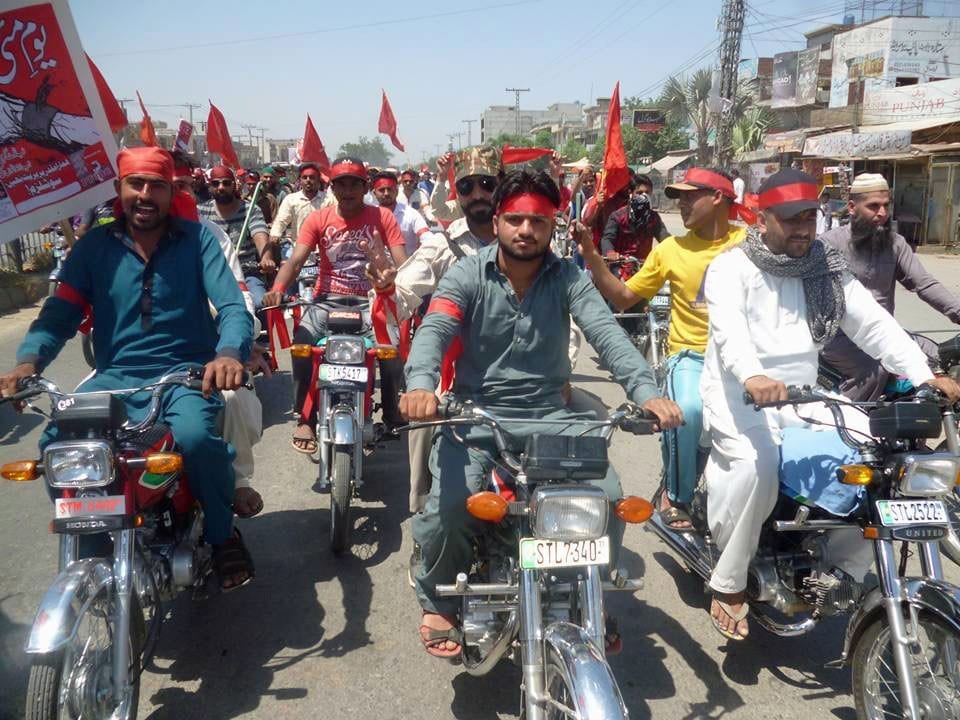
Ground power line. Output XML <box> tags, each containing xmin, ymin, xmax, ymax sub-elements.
<box><xmin>98</xmin><ymin>0</ymin><xmax>542</xmax><ymax>57</ymax></box>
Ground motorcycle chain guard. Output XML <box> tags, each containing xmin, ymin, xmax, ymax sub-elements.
<box><xmin>522</xmin><ymin>434</ymin><xmax>608</xmax><ymax>481</ymax></box>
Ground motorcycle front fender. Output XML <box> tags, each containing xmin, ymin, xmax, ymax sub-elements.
<box><xmin>328</xmin><ymin>408</ymin><xmax>356</xmax><ymax>445</ymax></box>
<box><xmin>25</xmin><ymin>558</ymin><xmax>113</xmax><ymax>654</ymax></box>
<box><xmin>542</xmin><ymin>622</ymin><xmax>627</xmax><ymax>720</ymax></box>
<box><xmin>841</xmin><ymin>577</ymin><xmax>960</xmax><ymax>663</ymax></box>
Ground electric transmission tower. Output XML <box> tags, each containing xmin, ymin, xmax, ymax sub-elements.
<box><xmin>714</xmin><ymin>0</ymin><xmax>745</xmax><ymax>167</ymax></box>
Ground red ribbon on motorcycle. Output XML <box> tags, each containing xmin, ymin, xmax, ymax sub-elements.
<box><xmin>371</xmin><ymin>289</ymin><xmax>409</xmax><ymax>360</ymax></box>
<box><xmin>300</xmin><ymin>352</ymin><xmax>321</xmax><ymax>422</ymax></box>
<box><xmin>266</xmin><ymin>308</ymin><xmax>291</xmax><ymax>371</ymax></box>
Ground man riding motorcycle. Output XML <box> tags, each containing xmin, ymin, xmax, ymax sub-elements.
<box><xmin>262</xmin><ymin>156</ymin><xmax>408</xmax><ymax>453</ymax></box>
<box><xmin>699</xmin><ymin>168</ymin><xmax>960</xmax><ymax>640</ymax></box>
<box><xmin>0</xmin><ymin>147</ymin><xmax>256</xmax><ymax>590</ymax></box>
<box><xmin>400</xmin><ymin>168</ymin><xmax>683</xmax><ymax>658</ymax></box>
<box><xmin>578</xmin><ymin>167</ymin><xmax>749</xmax><ymax>531</ymax></box>
<box><xmin>820</xmin><ymin>172</ymin><xmax>960</xmax><ymax>401</ymax></box>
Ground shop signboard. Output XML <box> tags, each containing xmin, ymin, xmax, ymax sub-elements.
<box><xmin>772</xmin><ymin>51</ymin><xmax>799</xmax><ymax>108</ymax></box>
<box><xmin>795</xmin><ymin>48</ymin><xmax>820</xmax><ymax>106</ymax></box>
<box><xmin>803</xmin><ymin>129</ymin><xmax>912</xmax><ymax>158</ymax></box>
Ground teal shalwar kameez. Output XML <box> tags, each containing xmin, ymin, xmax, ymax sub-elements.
<box><xmin>405</xmin><ymin>244</ymin><xmax>658</xmax><ymax>615</ymax></box>
<box><xmin>16</xmin><ymin>218</ymin><xmax>252</xmax><ymax>545</ymax></box>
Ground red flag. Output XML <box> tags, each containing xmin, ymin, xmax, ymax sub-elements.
<box><xmin>301</xmin><ymin>114</ymin><xmax>331</xmax><ymax>171</ymax></box>
<box><xmin>600</xmin><ymin>82</ymin><xmax>629</xmax><ymax>200</ymax></box>
<box><xmin>378</xmin><ymin>90</ymin><xmax>405</xmax><ymax>152</ymax></box>
<box><xmin>502</xmin><ymin>145</ymin><xmax>553</xmax><ymax>165</ymax></box>
<box><xmin>207</xmin><ymin>101</ymin><xmax>239</xmax><ymax>169</ymax></box>
<box><xmin>446</xmin><ymin>154</ymin><xmax>457</xmax><ymax>201</ymax></box>
<box><xmin>86</xmin><ymin>56</ymin><xmax>126</xmax><ymax>132</ymax></box>
<box><xmin>136</xmin><ymin>91</ymin><xmax>157</xmax><ymax>147</ymax></box>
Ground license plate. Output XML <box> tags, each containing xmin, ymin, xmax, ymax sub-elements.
<box><xmin>519</xmin><ymin>537</ymin><xmax>610</xmax><ymax>570</ymax></box>
<box><xmin>301</xmin><ymin>266</ymin><xmax>318</xmax><ymax>278</ymax></box>
<box><xmin>55</xmin><ymin>495</ymin><xmax>126</xmax><ymax>519</ymax></box>
<box><xmin>876</xmin><ymin>499</ymin><xmax>947</xmax><ymax>527</ymax></box>
<box><xmin>319</xmin><ymin>364</ymin><xmax>368</xmax><ymax>383</ymax></box>
<box><xmin>650</xmin><ymin>294</ymin><xmax>670</xmax><ymax>307</ymax></box>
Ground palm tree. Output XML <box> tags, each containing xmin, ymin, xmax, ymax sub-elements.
<box><xmin>660</xmin><ymin>68</ymin><xmax>713</xmax><ymax>165</ymax></box>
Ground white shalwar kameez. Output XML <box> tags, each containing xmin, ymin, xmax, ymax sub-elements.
<box><xmin>700</xmin><ymin>245</ymin><xmax>934</xmax><ymax>594</ymax></box>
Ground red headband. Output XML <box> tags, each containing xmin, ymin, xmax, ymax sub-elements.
<box><xmin>759</xmin><ymin>182</ymin><xmax>819</xmax><ymax>210</ymax></box>
<box><xmin>498</xmin><ymin>193</ymin><xmax>557</xmax><ymax>217</ymax></box>
<box><xmin>117</xmin><ymin>147</ymin><xmax>173</xmax><ymax>183</ymax></box>
<box><xmin>683</xmin><ymin>168</ymin><xmax>735</xmax><ymax>198</ymax></box>
<box><xmin>328</xmin><ymin>162</ymin><xmax>367</xmax><ymax>180</ymax></box>
<box><xmin>209</xmin><ymin>165</ymin><xmax>234</xmax><ymax>181</ymax></box>
<box><xmin>372</xmin><ymin>177</ymin><xmax>398</xmax><ymax>190</ymax></box>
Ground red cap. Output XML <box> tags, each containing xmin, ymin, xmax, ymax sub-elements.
<box><xmin>209</xmin><ymin>165</ymin><xmax>234</xmax><ymax>181</ymax></box>
<box><xmin>117</xmin><ymin>147</ymin><xmax>173</xmax><ymax>183</ymax></box>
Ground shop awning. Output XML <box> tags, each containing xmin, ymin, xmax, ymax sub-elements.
<box><xmin>803</xmin><ymin>117</ymin><xmax>960</xmax><ymax>159</ymax></box>
<box><xmin>650</xmin><ymin>152</ymin><xmax>694</xmax><ymax>174</ymax></box>
<box><xmin>737</xmin><ymin>147</ymin><xmax>780</xmax><ymax>162</ymax></box>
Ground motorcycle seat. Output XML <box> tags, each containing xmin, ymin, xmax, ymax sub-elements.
<box><xmin>778</xmin><ymin>427</ymin><xmax>864</xmax><ymax>517</ymax></box>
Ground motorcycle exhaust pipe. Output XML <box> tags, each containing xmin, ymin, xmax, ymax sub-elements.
<box><xmin>644</xmin><ymin>512</ymin><xmax>713</xmax><ymax>580</ymax></box>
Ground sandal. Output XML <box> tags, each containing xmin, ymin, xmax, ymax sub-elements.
<box><xmin>605</xmin><ymin>614</ymin><xmax>622</xmax><ymax>656</ymax></box>
<box><xmin>711</xmin><ymin>597</ymin><xmax>749</xmax><ymax>641</ymax></box>
<box><xmin>660</xmin><ymin>505</ymin><xmax>692</xmax><ymax>531</ymax></box>
<box><xmin>419</xmin><ymin>611</ymin><xmax>461</xmax><ymax>659</ymax></box>
<box><xmin>232</xmin><ymin>487</ymin><xmax>264</xmax><ymax>518</ymax></box>
<box><xmin>213</xmin><ymin>528</ymin><xmax>255</xmax><ymax>591</ymax></box>
<box><xmin>291</xmin><ymin>425</ymin><xmax>317</xmax><ymax>455</ymax></box>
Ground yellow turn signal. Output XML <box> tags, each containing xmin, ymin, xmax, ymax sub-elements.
<box><xmin>290</xmin><ymin>344</ymin><xmax>313</xmax><ymax>358</ymax></box>
<box><xmin>144</xmin><ymin>453</ymin><xmax>183</xmax><ymax>474</ymax></box>
<box><xmin>838</xmin><ymin>464</ymin><xmax>875</xmax><ymax>486</ymax></box>
<box><xmin>375</xmin><ymin>345</ymin><xmax>399</xmax><ymax>360</ymax></box>
<box><xmin>466</xmin><ymin>491</ymin><xmax>509</xmax><ymax>523</ymax></box>
<box><xmin>616</xmin><ymin>496</ymin><xmax>655</xmax><ymax>524</ymax></box>
<box><xmin>1</xmin><ymin>460</ymin><xmax>39</xmax><ymax>482</ymax></box>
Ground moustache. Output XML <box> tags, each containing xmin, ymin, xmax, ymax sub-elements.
<box><xmin>134</xmin><ymin>202</ymin><xmax>159</xmax><ymax>212</ymax></box>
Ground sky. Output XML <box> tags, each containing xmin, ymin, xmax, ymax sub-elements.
<box><xmin>71</xmin><ymin>0</ymin><xmax>857</xmax><ymax>165</ymax></box>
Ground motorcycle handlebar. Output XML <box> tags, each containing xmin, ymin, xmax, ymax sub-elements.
<box><xmin>742</xmin><ymin>385</ymin><xmax>820</xmax><ymax>409</ymax></box>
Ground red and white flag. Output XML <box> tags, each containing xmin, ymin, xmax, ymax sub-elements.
<box><xmin>378</xmin><ymin>90</ymin><xmax>405</xmax><ymax>152</ymax></box>
<box><xmin>206</xmin><ymin>100</ymin><xmax>239</xmax><ymax>168</ymax></box>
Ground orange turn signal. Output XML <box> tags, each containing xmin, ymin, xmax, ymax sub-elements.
<box><xmin>863</xmin><ymin>526</ymin><xmax>880</xmax><ymax>539</ymax></box>
<box><xmin>466</xmin><ymin>491</ymin><xmax>509</xmax><ymax>523</ymax></box>
<box><xmin>290</xmin><ymin>344</ymin><xmax>313</xmax><ymax>359</ymax></box>
<box><xmin>375</xmin><ymin>345</ymin><xmax>399</xmax><ymax>360</ymax></box>
<box><xmin>838</xmin><ymin>464</ymin><xmax>874</xmax><ymax>486</ymax></box>
<box><xmin>1</xmin><ymin>460</ymin><xmax>39</xmax><ymax>482</ymax></box>
<box><xmin>144</xmin><ymin>453</ymin><xmax>183</xmax><ymax>474</ymax></box>
<box><xmin>615</xmin><ymin>496</ymin><xmax>654</xmax><ymax>524</ymax></box>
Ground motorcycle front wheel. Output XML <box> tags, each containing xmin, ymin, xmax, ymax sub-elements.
<box><xmin>330</xmin><ymin>445</ymin><xmax>353</xmax><ymax>555</ymax></box>
<box><xmin>852</xmin><ymin>609</ymin><xmax>960</xmax><ymax>720</ymax></box>
<box><xmin>26</xmin><ymin>588</ymin><xmax>144</xmax><ymax>720</ymax></box>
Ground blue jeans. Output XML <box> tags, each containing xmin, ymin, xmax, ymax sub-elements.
<box><xmin>245</xmin><ymin>274</ymin><xmax>267</xmax><ymax>310</ymax></box>
<box><xmin>661</xmin><ymin>351</ymin><xmax>704</xmax><ymax>505</ymax></box>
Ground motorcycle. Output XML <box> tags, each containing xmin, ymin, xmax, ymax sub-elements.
<box><xmin>647</xmin><ymin>382</ymin><xmax>960</xmax><ymax>720</ymax></box>
<box><xmin>404</xmin><ymin>399</ymin><xmax>657</xmax><ymax>719</ymax></box>
<box><xmin>605</xmin><ymin>256</ymin><xmax>671</xmax><ymax>385</ymax></box>
<box><xmin>280</xmin><ymin>296</ymin><xmax>401</xmax><ymax>554</ymax></box>
<box><xmin>1</xmin><ymin>368</ymin><xmax>245</xmax><ymax>720</ymax></box>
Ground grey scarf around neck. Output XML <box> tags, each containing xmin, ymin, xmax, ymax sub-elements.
<box><xmin>740</xmin><ymin>227</ymin><xmax>847</xmax><ymax>344</ymax></box>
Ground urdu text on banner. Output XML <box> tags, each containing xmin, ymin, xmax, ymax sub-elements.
<box><xmin>0</xmin><ymin>0</ymin><xmax>120</xmax><ymax>243</ymax></box>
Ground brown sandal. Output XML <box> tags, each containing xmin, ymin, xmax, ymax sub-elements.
<box><xmin>291</xmin><ymin>425</ymin><xmax>317</xmax><ymax>454</ymax></box>
<box><xmin>419</xmin><ymin>612</ymin><xmax>461</xmax><ymax>659</ymax></box>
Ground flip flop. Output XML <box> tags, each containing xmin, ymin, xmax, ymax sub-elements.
<box><xmin>291</xmin><ymin>433</ymin><xmax>318</xmax><ymax>455</ymax></box>
<box><xmin>419</xmin><ymin>611</ymin><xmax>461</xmax><ymax>659</ymax></box>
<box><xmin>711</xmin><ymin>598</ymin><xmax>749</xmax><ymax>641</ymax></box>
<box><xmin>213</xmin><ymin>528</ymin><xmax>255</xmax><ymax>592</ymax></box>
<box><xmin>233</xmin><ymin>488</ymin><xmax>264</xmax><ymax>519</ymax></box>
<box><xmin>659</xmin><ymin>505</ymin><xmax>693</xmax><ymax>531</ymax></box>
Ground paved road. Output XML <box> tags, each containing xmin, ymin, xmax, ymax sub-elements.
<box><xmin>1</xmin><ymin>219</ymin><xmax>959</xmax><ymax>720</ymax></box>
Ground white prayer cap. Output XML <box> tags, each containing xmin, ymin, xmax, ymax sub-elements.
<box><xmin>850</xmin><ymin>173</ymin><xmax>889</xmax><ymax>195</ymax></box>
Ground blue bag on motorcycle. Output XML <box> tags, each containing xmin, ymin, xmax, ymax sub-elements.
<box><xmin>778</xmin><ymin>428</ymin><xmax>864</xmax><ymax>517</ymax></box>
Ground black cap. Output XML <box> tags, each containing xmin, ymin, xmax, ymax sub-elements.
<box><xmin>758</xmin><ymin>167</ymin><xmax>819</xmax><ymax>219</ymax></box>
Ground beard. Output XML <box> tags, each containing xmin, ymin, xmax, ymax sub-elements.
<box><xmin>498</xmin><ymin>236</ymin><xmax>548</xmax><ymax>262</ymax></box>
<box><xmin>850</xmin><ymin>214</ymin><xmax>891</xmax><ymax>247</ymax></box>
<box><xmin>463</xmin><ymin>200</ymin><xmax>494</xmax><ymax>225</ymax></box>
<box><xmin>213</xmin><ymin>190</ymin><xmax>235</xmax><ymax>206</ymax></box>
<box><xmin>126</xmin><ymin>202</ymin><xmax>166</xmax><ymax>231</ymax></box>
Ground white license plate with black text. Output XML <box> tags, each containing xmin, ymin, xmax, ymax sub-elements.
<box><xmin>876</xmin><ymin>499</ymin><xmax>947</xmax><ymax>527</ymax></box>
<box><xmin>55</xmin><ymin>495</ymin><xmax>126</xmax><ymax>519</ymax></box>
<box><xmin>320</xmin><ymin>365</ymin><xmax>368</xmax><ymax>383</ymax></box>
<box><xmin>650</xmin><ymin>295</ymin><xmax>670</xmax><ymax>307</ymax></box>
<box><xmin>519</xmin><ymin>537</ymin><xmax>610</xmax><ymax>570</ymax></box>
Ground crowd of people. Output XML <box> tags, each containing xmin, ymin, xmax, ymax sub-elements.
<box><xmin>3</xmin><ymin>139</ymin><xmax>960</xmax><ymax>655</ymax></box>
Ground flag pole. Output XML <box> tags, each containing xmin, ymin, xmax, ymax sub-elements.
<box><xmin>236</xmin><ymin>180</ymin><xmax>264</xmax><ymax>255</ymax></box>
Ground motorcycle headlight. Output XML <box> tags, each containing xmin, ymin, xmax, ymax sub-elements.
<box><xmin>325</xmin><ymin>338</ymin><xmax>365</xmax><ymax>365</ymax></box>
<box><xmin>43</xmin><ymin>441</ymin><xmax>114</xmax><ymax>489</ymax></box>
<box><xmin>531</xmin><ymin>485</ymin><xmax>608</xmax><ymax>541</ymax></box>
<box><xmin>898</xmin><ymin>454</ymin><xmax>960</xmax><ymax>497</ymax></box>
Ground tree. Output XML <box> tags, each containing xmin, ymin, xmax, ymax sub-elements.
<box><xmin>336</xmin><ymin>136</ymin><xmax>392</xmax><ymax>167</ymax></box>
<box><xmin>533</xmin><ymin>129</ymin><xmax>555</xmax><ymax>149</ymax></box>
<box><xmin>559</xmin><ymin>138</ymin><xmax>588</xmax><ymax>163</ymax></box>
<box><xmin>660</xmin><ymin>67</ymin><xmax>714</xmax><ymax>165</ymax></box>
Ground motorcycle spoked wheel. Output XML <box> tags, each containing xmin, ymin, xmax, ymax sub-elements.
<box><xmin>26</xmin><ymin>588</ymin><xmax>144</xmax><ymax>720</ymax></box>
<box><xmin>329</xmin><ymin>445</ymin><xmax>353</xmax><ymax>555</ymax></box>
<box><xmin>852</xmin><ymin>609</ymin><xmax>960</xmax><ymax>720</ymax></box>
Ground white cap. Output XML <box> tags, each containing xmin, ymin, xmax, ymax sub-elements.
<box><xmin>850</xmin><ymin>173</ymin><xmax>889</xmax><ymax>195</ymax></box>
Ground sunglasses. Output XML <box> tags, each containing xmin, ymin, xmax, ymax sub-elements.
<box><xmin>456</xmin><ymin>176</ymin><xmax>497</xmax><ymax>196</ymax></box>
<box><xmin>209</xmin><ymin>179</ymin><xmax>235</xmax><ymax>187</ymax></box>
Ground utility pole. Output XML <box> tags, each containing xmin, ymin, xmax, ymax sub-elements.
<box><xmin>446</xmin><ymin>133</ymin><xmax>459</xmax><ymax>151</ymax></box>
<box><xmin>505</xmin><ymin>87</ymin><xmax>530</xmax><ymax>138</ymax></box>
<box><xmin>714</xmin><ymin>0</ymin><xmax>745</xmax><ymax>167</ymax></box>
<box><xmin>461</xmin><ymin>119</ymin><xmax>475</xmax><ymax>147</ymax></box>
<box><xmin>434</xmin><ymin>143</ymin><xmax>442</xmax><ymax>158</ymax></box>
